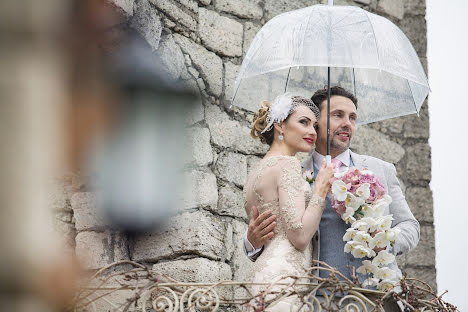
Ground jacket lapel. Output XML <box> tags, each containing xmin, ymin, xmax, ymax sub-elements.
<box><xmin>350</xmin><ymin>150</ymin><xmax>367</xmax><ymax>170</ymax></box>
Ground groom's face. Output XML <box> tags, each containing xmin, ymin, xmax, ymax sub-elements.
<box><xmin>316</xmin><ymin>96</ymin><xmax>357</xmax><ymax>155</ymax></box>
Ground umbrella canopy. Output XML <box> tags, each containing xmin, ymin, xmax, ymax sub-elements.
<box><xmin>231</xmin><ymin>4</ymin><xmax>429</xmax><ymax>125</ymax></box>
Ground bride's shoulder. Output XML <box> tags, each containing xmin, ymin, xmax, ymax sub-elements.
<box><xmin>261</xmin><ymin>155</ymin><xmax>301</xmax><ymax>172</ymax></box>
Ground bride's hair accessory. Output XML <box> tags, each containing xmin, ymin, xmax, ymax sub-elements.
<box><xmin>261</xmin><ymin>93</ymin><xmax>320</xmax><ymax>133</ymax></box>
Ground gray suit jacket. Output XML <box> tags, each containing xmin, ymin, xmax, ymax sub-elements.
<box><xmin>302</xmin><ymin>150</ymin><xmax>420</xmax><ymax>275</ymax></box>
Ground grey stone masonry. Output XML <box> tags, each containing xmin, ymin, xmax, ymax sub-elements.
<box><xmin>132</xmin><ymin>210</ymin><xmax>231</xmax><ymax>262</ymax></box>
<box><xmin>71</xmin><ymin>0</ymin><xmax>436</xmax><ymax>296</ymax></box>
<box><xmin>174</xmin><ymin>33</ymin><xmax>223</xmax><ymax>96</ymax></box>
<box><xmin>215</xmin><ymin>0</ymin><xmax>263</xmax><ymax>19</ymax></box>
<box><xmin>198</xmin><ymin>8</ymin><xmax>243</xmax><ymax>57</ymax></box>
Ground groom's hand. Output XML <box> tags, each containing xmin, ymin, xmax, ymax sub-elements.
<box><xmin>247</xmin><ymin>206</ymin><xmax>277</xmax><ymax>249</ymax></box>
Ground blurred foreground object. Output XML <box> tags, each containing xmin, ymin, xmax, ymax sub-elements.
<box><xmin>0</xmin><ymin>0</ymin><xmax>79</xmax><ymax>311</ymax></box>
<box><xmin>90</xmin><ymin>32</ymin><xmax>197</xmax><ymax>232</ymax></box>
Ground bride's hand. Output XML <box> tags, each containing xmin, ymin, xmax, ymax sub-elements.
<box><xmin>313</xmin><ymin>160</ymin><xmax>336</xmax><ymax>199</ymax></box>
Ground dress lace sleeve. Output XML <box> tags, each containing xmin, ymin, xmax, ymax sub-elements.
<box><xmin>277</xmin><ymin>158</ymin><xmax>326</xmax><ymax>250</ymax></box>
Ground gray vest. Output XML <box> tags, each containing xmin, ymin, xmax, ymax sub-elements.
<box><xmin>314</xmin><ymin>158</ymin><xmax>366</xmax><ymax>283</ymax></box>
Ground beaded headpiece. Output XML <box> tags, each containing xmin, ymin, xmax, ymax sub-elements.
<box><xmin>261</xmin><ymin>93</ymin><xmax>320</xmax><ymax>133</ymax></box>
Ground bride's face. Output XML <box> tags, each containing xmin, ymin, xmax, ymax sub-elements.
<box><xmin>280</xmin><ymin>105</ymin><xmax>318</xmax><ymax>153</ymax></box>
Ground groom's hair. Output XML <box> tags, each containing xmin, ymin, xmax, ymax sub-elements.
<box><xmin>311</xmin><ymin>86</ymin><xmax>358</xmax><ymax>111</ymax></box>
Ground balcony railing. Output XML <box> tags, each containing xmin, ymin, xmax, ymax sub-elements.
<box><xmin>71</xmin><ymin>261</ymin><xmax>456</xmax><ymax>311</ymax></box>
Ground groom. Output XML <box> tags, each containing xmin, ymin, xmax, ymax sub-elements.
<box><xmin>244</xmin><ymin>86</ymin><xmax>420</xmax><ymax>281</ymax></box>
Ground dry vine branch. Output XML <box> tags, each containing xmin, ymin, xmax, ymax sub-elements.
<box><xmin>70</xmin><ymin>260</ymin><xmax>458</xmax><ymax>312</ymax></box>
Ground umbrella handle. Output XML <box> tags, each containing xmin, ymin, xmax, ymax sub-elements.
<box><xmin>326</xmin><ymin>155</ymin><xmax>331</xmax><ymax>166</ymax></box>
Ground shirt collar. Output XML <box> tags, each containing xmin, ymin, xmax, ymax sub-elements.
<box><xmin>312</xmin><ymin>149</ymin><xmax>351</xmax><ymax>169</ymax></box>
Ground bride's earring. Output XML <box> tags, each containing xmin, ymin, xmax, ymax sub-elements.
<box><xmin>279</xmin><ymin>133</ymin><xmax>284</xmax><ymax>141</ymax></box>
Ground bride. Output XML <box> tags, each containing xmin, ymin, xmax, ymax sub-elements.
<box><xmin>244</xmin><ymin>93</ymin><xmax>335</xmax><ymax>311</ymax></box>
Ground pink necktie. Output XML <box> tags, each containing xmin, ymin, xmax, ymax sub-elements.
<box><xmin>331</xmin><ymin>158</ymin><xmax>343</xmax><ymax>172</ymax></box>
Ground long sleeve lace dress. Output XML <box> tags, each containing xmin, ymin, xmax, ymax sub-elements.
<box><xmin>243</xmin><ymin>155</ymin><xmax>326</xmax><ymax>311</ymax></box>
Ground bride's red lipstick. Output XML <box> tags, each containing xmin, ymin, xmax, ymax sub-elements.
<box><xmin>304</xmin><ymin>138</ymin><xmax>315</xmax><ymax>144</ymax></box>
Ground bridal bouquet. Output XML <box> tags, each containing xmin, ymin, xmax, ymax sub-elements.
<box><xmin>331</xmin><ymin>168</ymin><xmax>400</xmax><ymax>291</ymax></box>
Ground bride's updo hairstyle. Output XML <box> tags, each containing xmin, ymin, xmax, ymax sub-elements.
<box><xmin>251</xmin><ymin>100</ymin><xmax>273</xmax><ymax>145</ymax></box>
<box><xmin>251</xmin><ymin>94</ymin><xmax>320</xmax><ymax>145</ymax></box>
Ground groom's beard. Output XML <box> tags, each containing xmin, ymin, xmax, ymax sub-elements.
<box><xmin>329</xmin><ymin>127</ymin><xmax>352</xmax><ymax>153</ymax></box>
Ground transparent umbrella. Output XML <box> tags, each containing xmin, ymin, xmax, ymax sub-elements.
<box><xmin>231</xmin><ymin>3</ymin><xmax>429</xmax><ymax>155</ymax></box>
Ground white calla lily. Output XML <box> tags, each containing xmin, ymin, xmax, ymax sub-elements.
<box><xmin>344</xmin><ymin>241</ymin><xmax>362</xmax><ymax>253</ymax></box>
<box><xmin>362</xmin><ymin>277</ymin><xmax>379</xmax><ymax>288</ymax></box>
<box><xmin>375</xmin><ymin>267</ymin><xmax>397</xmax><ymax>281</ymax></box>
<box><xmin>376</xmin><ymin>215</ymin><xmax>394</xmax><ymax>231</ymax></box>
<box><xmin>356</xmin><ymin>183</ymin><xmax>371</xmax><ymax>200</ymax></box>
<box><xmin>342</xmin><ymin>207</ymin><xmax>356</xmax><ymax>224</ymax></box>
<box><xmin>372</xmin><ymin>250</ymin><xmax>395</xmax><ymax>266</ymax></box>
<box><xmin>355</xmin><ymin>231</ymin><xmax>374</xmax><ymax>248</ymax></box>
<box><xmin>385</xmin><ymin>227</ymin><xmax>401</xmax><ymax>243</ymax></box>
<box><xmin>332</xmin><ymin>180</ymin><xmax>348</xmax><ymax>201</ymax></box>
<box><xmin>343</xmin><ymin>228</ymin><xmax>358</xmax><ymax>241</ymax></box>
<box><xmin>352</xmin><ymin>245</ymin><xmax>373</xmax><ymax>258</ymax></box>
<box><xmin>373</xmin><ymin>232</ymin><xmax>389</xmax><ymax>249</ymax></box>
<box><xmin>356</xmin><ymin>260</ymin><xmax>378</xmax><ymax>275</ymax></box>
<box><xmin>377</xmin><ymin>279</ymin><xmax>397</xmax><ymax>291</ymax></box>
<box><xmin>345</xmin><ymin>192</ymin><xmax>365</xmax><ymax>210</ymax></box>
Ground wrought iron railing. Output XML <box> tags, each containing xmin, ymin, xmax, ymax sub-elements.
<box><xmin>71</xmin><ymin>261</ymin><xmax>457</xmax><ymax>311</ymax></box>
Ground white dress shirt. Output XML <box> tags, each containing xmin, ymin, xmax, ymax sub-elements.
<box><xmin>312</xmin><ymin>149</ymin><xmax>351</xmax><ymax>172</ymax></box>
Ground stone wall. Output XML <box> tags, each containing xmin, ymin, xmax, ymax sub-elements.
<box><xmin>52</xmin><ymin>0</ymin><xmax>436</xmax><ymax>299</ymax></box>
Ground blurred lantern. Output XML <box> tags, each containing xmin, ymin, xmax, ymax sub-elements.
<box><xmin>91</xmin><ymin>32</ymin><xmax>195</xmax><ymax>232</ymax></box>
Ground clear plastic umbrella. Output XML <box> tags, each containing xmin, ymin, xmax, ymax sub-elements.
<box><xmin>231</xmin><ymin>4</ymin><xmax>429</xmax><ymax>128</ymax></box>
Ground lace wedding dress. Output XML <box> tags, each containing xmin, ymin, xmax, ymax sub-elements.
<box><xmin>244</xmin><ymin>155</ymin><xmax>325</xmax><ymax>311</ymax></box>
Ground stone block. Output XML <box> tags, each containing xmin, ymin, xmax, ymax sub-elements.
<box><xmin>403</xmin><ymin>103</ymin><xmax>429</xmax><ymax>139</ymax></box>
<box><xmin>247</xmin><ymin>155</ymin><xmax>262</xmax><ymax>176</ymax></box>
<box><xmin>378</xmin><ymin>0</ymin><xmax>404</xmax><ymax>20</ymax></box>
<box><xmin>110</xmin><ymin>0</ymin><xmax>135</xmax><ymax>16</ymax></box>
<box><xmin>218</xmin><ymin>184</ymin><xmax>248</xmax><ymax>220</ymax></box>
<box><xmin>224</xmin><ymin>61</ymin><xmax>240</xmax><ymax>103</ymax></box>
<box><xmin>71</xmin><ymin>192</ymin><xmax>106</xmax><ymax>231</ymax></box>
<box><xmin>131</xmin><ymin>0</ymin><xmax>163</xmax><ymax>51</ymax></box>
<box><xmin>231</xmin><ymin>219</ymin><xmax>253</xmax><ymax>281</ymax></box>
<box><xmin>405</xmin><ymin>187</ymin><xmax>433</xmax><ymax>223</ymax></box>
<box><xmin>405</xmin><ymin>225</ymin><xmax>435</xmax><ymax>267</ymax></box>
<box><xmin>186</xmin><ymin>127</ymin><xmax>213</xmax><ymax>167</ymax></box>
<box><xmin>157</xmin><ymin>34</ymin><xmax>186</xmax><ymax>80</ymax></box>
<box><xmin>184</xmin><ymin>169</ymin><xmax>218</xmax><ymax>209</ymax></box>
<box><xmin>404</xmin><ymin>0</ymin><xmax>426</xmax><ymax>15</ymax></box>
<box><xmin>215</xmin><ymin>152</ymin><xmax>248</xmax><ymax>187</ymax></box>
<box><xmin>205</xmin><ymin>104</ymin><xmax>268</xmax><ymax>155</ymax></box>
<box><xmin>399</xmin><ymin>15</ymin><xmax>427</xmax><ymax>56</ymax></box>
<box><xmin>153</xmin><ymin>258</ymin><xmax>233</xmax><ymax>300</ymax></box>
<box><xmin>88</xmin><ymin>271</ymin><xmax>150</xmax><ymax>311</ymax></box>
<box><xmin>150</xmin><ymin>0</ymin><xmax>197</xmax><ymax>29</ymax></box>
<box><xmin>199</xmin><ymin>0</ymin><xmax>211</xmax><ymax>5</ymax></box>
<box><xmin>132</xmin><ymin>210</ymin><xmax>230</xmax><ymax>262</ymax></box>
<box><xmin>49</xmin><ymin>173</ymin><xmax>84</xmax><ymax>212</ymax></box>
<box><xmin>263</xmin><ymin>0</ymin><xmax>313</xmax><ymax>21</ymax></box>
<box><xmin>402</xmin><ymin>266</ymin><xmax>437</xmax><ymax>292</ymax></box>
<box><xmin>75</xmin><ymin>231</ymin><xmax>128</xmax><ymax>269</ymax></box>
<box><xmin>185</xmin><ymin>98</ymin><xmax>204</xmax><ymax>126</ymax></box>
<box><xmin>53</xmin><ymin>219</ymin><xmax>76</xmax><ymax>250</ymax></box>
<box><xmin>243</xmin><ymin>22</ymin><xmax>261</xmax><ymax>56</ymax></box>
<box><xmin>173</xmin><ymin>0</ymin><xmax>199</xmax><ymax>13</ymax></box>
<box><xmin>354</xmin><ymin>0</ymin><xmax>371</xmax><ymax>5</ymax></box>
<box><xmin>215</xmin><ymin>0</ymin><xmax>263</xmax><ymax>19</ymax></box>
<box><xmin>350</xmin><ymin>126</ymin><xmax>405</xmax><ymax>164</ymax></box>
<box><xmin>199</xmin><ymin>8</ymin><xmax>243</xmax><ymax>57</ymax></box>
<box><xmin>405</xmin><ymin>143</ymin><xmax>431</xmax><ymax>182</ymax></box>
<box><xmin>174</xmin><ymin>34</ymin><xmax>223</xmax><ymax>96</ymax></box>
<box><xmin>375</xmin><ymin>116</ymin><xmax>405</xmax><ymax>136</ymax></box>
<box><xmin>153</xmin><ymin>258</ymin><xmax>232</xmax><ymax>282</ymax></box>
